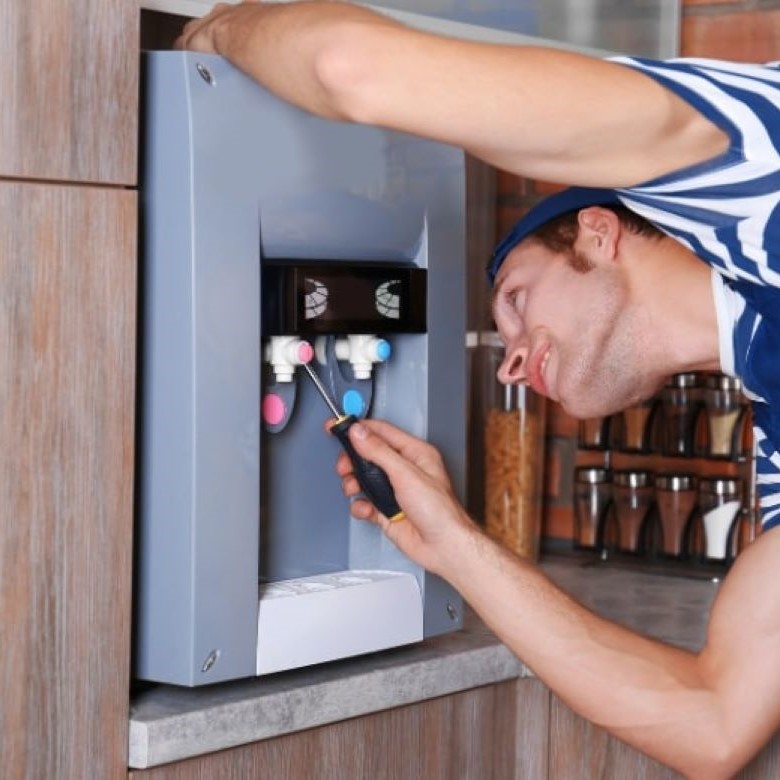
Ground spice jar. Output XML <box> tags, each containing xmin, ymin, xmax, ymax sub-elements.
<box><xmin>731</xmin><ymin>506</ymin><xmax>759</xmax><ymax>558</ymax></box>
<box><xmin>704</xmin><ymin>374</ymin><xmax>745</xmax><ymax>459</ymax></box>
<box><xmin>655</xmin><ymin>473</ymin><xmax>697</xmax><ymax>557</ymax></box>
<box><xmin>574</xmin><ymin>467</ymin><xmax>612</xmax><ymax>551</ymax></box>
<box><xmin>483</xmin><ymin>336</ymin><xmax>547</xmax><ymax>561</ymax></box>
<box><xmin>613</xmin><ymin>470</ymin><xmax>654</xmax><ymax>553</ymax></box>
<box><xmin>661</xmin><ymin>373</ymin><xmax>701</xmax><ymax>457</ymax></box>
<box><xmin>698</xmin><ymin>477</ymin><xmax>742</xmax><ymax>560</ymax></box>
<box><xmin>578</xmin><ymin>416</ymin><xmax>611</xmax><ymax>450</ymax></box>
<box><xmin>620</xmin><ymin>400</ymin><xmax>656</xmax><ymax>453</ymax></box>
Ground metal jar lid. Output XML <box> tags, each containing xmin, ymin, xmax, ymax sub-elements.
<box><xmin>655</xmin><ymin>473</ymin><xmax>696</xmax><ymax>491</ymax></box>
<box><xmin>704</xmin><ymin>373</ymin><xmax>742</xmax><ymax>392</ymax></box>
<box><xmin>699</xmin><ymin>477</ymin><xmax>741</xmax><ymax>497</ymax></box>
<box><xmin>665</xmin><ymin>373</ymin><xmax>698</xmax><ymax>389</ymax></box>
<box><xmin>575</xmin><ymin>467</ymin><xmax>610</xmax><ymax>484</ymax></box>
<box><xmin>479</xmin><ymin>330</ymin><xmax>504</xmax><ymax>348</ymax></box>
<box><xmin>613</xmin><ymin>470</ymin><xmax>653</xmax><ymax>488</ymax></box>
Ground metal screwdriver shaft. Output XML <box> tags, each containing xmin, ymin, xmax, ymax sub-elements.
<box><xmin>302</xmin><ymin>363</ymin><xmax>405</xmax><ymax>522</ymax></box>
<box><xmin>302</xmin><ymin>362</ymin><xmax>342</xmax><ymax>418</ymax></box>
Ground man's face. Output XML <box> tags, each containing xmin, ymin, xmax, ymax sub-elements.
<box><xmin>491</xmin><ymin>239</ymin><xmax>657</xmax><ymax>419</ymax></box>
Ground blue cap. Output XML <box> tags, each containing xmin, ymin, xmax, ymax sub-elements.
<box><xmin>487</xmin><ymin>186</ymin><xmax>621</xmax><ymax>284</ymax></box>
<box><xmin>375</xmin><ymin>339</ymin><xmax>392</xmax><ymax>362</ymax></box>
<box><xmin>342</xmin><ymin>389</ymin><xmax>366</xmax><ymax>418</ymax></box>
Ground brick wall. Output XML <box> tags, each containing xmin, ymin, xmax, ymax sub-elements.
<box><xmin>682</xmin><ymin>0</ymin><xmax>780</xmax><ymax>61</ymax></box>
<box><xmin>494</xmin><ymin>2</ymin><xmax>780</xmax><ymax>542</ymax></box>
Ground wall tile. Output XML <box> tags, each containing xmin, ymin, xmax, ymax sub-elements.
<box><xmin>682</xmin><ymin>10</ymin><xmax>780</xmax><ymax>60</ymax></box>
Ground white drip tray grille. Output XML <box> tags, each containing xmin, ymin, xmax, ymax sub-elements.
<box><xmin>256</xmin><ymin>569</ymin><xmax>423</xmax><ymax>675</ymax></box>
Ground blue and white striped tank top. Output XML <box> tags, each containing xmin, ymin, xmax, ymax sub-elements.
<box><xmin>611</xmin><ymin>56</ymin><xmax>780</xmax><ymax>529</ymax></box>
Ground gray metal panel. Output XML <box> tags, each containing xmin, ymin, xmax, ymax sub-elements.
<box><xmin>421</xmin><ymin>154</ymin><xmax>467</xmax><ymax>637</ymax></box>
<box><xmin>138</xmin><ymin>53</ymin><xmax>262</xmax><ymax>685</ymax></box>
<box><xmin>368</xmin><ymin>0</ymin><xmax>681</xmax><ymax>58</ymax></box>
<box><xmin>137</xmin><ymin>54</ymin><xmax>198</xmax><ymax>682</ymax></box>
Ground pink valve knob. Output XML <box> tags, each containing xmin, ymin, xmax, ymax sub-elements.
<box><xmin>262</xmin><ymin>393</ymin><xmax>286</xmax><ymax>426</ymax></box>
<box><xmin>297</xmin><ymin>341</ymin><xmax>314</xmax><ymax>365</ymax></box>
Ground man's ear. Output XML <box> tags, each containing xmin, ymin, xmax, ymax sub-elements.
<box><xmin>576</xmin><ymin>206</ymin><xmax>621</xmax><ymax>264</ymax></box>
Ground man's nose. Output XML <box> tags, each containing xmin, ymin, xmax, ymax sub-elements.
<box><xmin>497</xmin><ymin>343</ymin><xmax>529</xmax><ymax>385</ymax></box>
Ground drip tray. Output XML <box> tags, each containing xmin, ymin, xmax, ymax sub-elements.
<box><xmin>257</xmin><ymin>570</ymin><xmax>423</xmax><ymax>674</ymax></box>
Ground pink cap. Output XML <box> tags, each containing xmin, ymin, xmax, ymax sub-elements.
<box><xmin>262</xmin><ymin>393</ymin><xmax>286</xmax><ymax>426</ymax></box>
<box><xmin>297</xmin><ymin>341</ymin><xmax>314</xmax><ymax>364</ymax></box>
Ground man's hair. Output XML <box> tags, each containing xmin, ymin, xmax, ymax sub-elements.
<box><xmin>531</xmin><ymin>205</ymin><xmax>665</xmax><ymax>267</ymax></box>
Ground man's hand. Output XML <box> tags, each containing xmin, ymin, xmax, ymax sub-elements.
<box><xmin>175</xmin><ymin>2</ymin><xmax>266</xmax><ymax>56</ymax></box>
<box><xmin>334</xmin><ymin>418</ymin><xmax>480</xmax><ymax>578</ymax></box>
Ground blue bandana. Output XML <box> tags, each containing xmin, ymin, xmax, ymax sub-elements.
<box><xmin>487</xmin><ymin>186</ymin><xmax>621</xmax><ymax>284</ymax></box>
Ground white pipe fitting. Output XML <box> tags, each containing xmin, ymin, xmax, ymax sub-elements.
<box><xmin>264</xmin><ymin>336</ymin><xmax>314</xmax><ymax>382</ymax></box>
<box><xmin>333</xmin><ymin>334</ymin><xmax>392</xmax><ymax>380</ymax></box>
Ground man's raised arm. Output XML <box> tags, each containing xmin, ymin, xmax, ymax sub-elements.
<box><xmin>177</xmin><ymin>1</ymin><xmax>728</xmax><ymax>188</ymax></box>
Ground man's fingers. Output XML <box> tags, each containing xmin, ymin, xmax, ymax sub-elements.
<box><xmin>358</xmin><ymin>418</ymin><xmax>445</xmax><ymax>477</ymax></box>
<box><xmin>175</xmin><ymin>3</ymin><xmax>232</xmax><ymax>50</ymax></box>
<box><xmin>346</xmin><ymin>421</ymin><xmax>415</xmax><ymax>484</ymax></box>
<box><xmin>358</xmin><ymin>418</ymin><xmax>425</xmax><ymax>454</ymax></box>
<box><xmin>333</xmin><ymin>420</ymin><xmax>423</xmax><ymax>480</ymax></box>
<box><xmin>340</xmin><ymin>473</ymin><xmax>361</xmax><ymax>497</ymax></box>
<box><xmin>348</xmin><ymin>497</ymin><xmax>377</xmax><ymax>521</ymax></box>
<box><xmin>335</xmin><ymin>450</ymin><xmax>352</xmax><ymax>478</ymax></box>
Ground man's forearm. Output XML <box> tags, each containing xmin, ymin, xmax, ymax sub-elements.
<box><xmin>442</xmin><ymin>531</ymin><xmax>744</xmax><ymax>778</ymax></box>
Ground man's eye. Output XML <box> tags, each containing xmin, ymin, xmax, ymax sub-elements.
<box><xmin>505</xmin><ymin>289</ymin><xmax>522</xmax><ymax>309</ymax></box>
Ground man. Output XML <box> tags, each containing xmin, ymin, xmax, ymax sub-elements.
<box><xmin>178</xmin><ymin>3</ymin><xmax>780</xmax><ymax>775</ymax></box>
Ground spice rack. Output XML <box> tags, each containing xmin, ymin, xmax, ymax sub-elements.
<box><xmin>573</xmin><ymin>372</ymin><xmax>758</xmax><ymax>577</ymax></box>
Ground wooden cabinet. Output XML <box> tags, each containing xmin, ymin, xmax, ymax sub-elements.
<box><xmin>0</xmin><ymin>0</ymin><xmax>138</xmax><ymax>184</ymax></box>
<box><xmin>0</xmin><ymin>181</ymin><xmax>136</xmax><ymax>779</ymax></box>
<box><xmin>548</xmin><ymin>694</ymin><xmax>680</xmax><ymax>779</ymax></box>
<box><xmin>129</xmin><ymin>682</ymin><xmax>525</xmax><ymax>780</ymax></box>
<box><xmin>126</xmin><ymin>676</ymin><xmax>780</xmax><ymax>779</ymax></box>
<box><xmin>0</xmin><ymin>0</ymin><xmax>139</xmax><ymax>776</ymax></box>
<box><xmin>547</xmin><ymin>692</ymin><xmax>780</xmax><ymax>780</ymax></box>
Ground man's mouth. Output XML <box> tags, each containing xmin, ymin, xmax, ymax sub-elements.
<box><xmin>528</xmin><ymin>343</ymin><xmax>551</xmax><ymax>396</ymax></box>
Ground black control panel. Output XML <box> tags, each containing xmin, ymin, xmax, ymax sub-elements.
<box><xmin>262</xmin><ymin>261</ymin><xmax>427</xmax><ymax>335</ymax></box>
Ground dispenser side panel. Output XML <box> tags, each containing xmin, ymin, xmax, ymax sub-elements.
<box><xmin>136</xmin><ymin>54</ymin><xmax>198</xmax><ymax>683</ymax></box>
<box><xmin>188</xmin><ymin>54</ymin><xmax>263</xmax><ymax>685</ymax></box>
<box><xmin>136</xmin><ymin>52</ymin><xmax>261</xmax><ymax>685</ymax></box>
<box><xmin>421</xmin><ymin>149</ymin><xmax>468</xmax><ymax>636</ymax></box>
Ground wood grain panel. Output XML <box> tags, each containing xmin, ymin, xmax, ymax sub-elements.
<box><xmin>0</xmin><ymin>182</ymin><xmax>136</xmax><ymax>778</ymax></box>
<box><xmin>0</xmin><ymin>0</ymin><xmax>138</xmax><ymax>184</ymax></box>
<box><xmin>129</xmin><ymin>682</ymin><xmax>519</xmax><ymax>779</ymax></box>
<box><xmin>548</xmin><ymin>694</ymin><xmax>681</xmax><ymax>779</ymax></box>
<box><xmin>465</xmin><ymin>156</ymin><xmax>496</xmax><ymax>523</ymax></box>
<box><xmin>515</xmin><ymin>678</ymin><xmax>550</xmax><ymax>780</ymax></box>
<box><xmin>738</xmin><ymin>729</ymin><xmax>780</xmax><ymax>778</ymax></box>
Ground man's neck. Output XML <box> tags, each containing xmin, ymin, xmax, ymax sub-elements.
<box><xmin>625</xmin><ymin>233</ymin><xmax>721</xmax><ymax>376</ymax></box>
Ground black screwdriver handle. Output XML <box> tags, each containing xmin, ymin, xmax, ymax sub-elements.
<box><xmin>330</xmin><ymin>415</ymin><xmax>405</xmax><ymax>522</ymax></box>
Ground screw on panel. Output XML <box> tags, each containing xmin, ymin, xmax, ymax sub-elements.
<box><xmin>196</xmin><ymin>63</ymin><xmax>215</xmax><ymax>86</ymax></box>
<box><xmin>446</xmin><ymin>603</ymin><xmax>459</xmax><ymax>621</ymax></box>
<box><xmin>201</xmin><ymin>649</ymin><xmax>221</xmax><ymax>673</ymax></box>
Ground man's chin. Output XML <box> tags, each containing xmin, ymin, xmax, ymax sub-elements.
<box><xmin>562</xmin><ymin>396</ymin><xmax>629</xmax><ymax>421</ymax></box>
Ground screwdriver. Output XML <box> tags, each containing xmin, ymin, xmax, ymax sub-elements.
<box><xmin>302</xmin><ymin>362</ymin><xmax>405</xmax><ymax>523</ymax></box>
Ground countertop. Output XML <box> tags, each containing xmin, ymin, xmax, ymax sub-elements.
<box><xmin>128</xmin><ymin>557</ymin><xmax>719</xmax><ymax>769</ymax></box>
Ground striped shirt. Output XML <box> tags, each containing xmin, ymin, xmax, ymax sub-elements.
<box><xmin>611</xmin><ymin>56</ymin><xmax>780</xmax><ymax>529</ymax></box>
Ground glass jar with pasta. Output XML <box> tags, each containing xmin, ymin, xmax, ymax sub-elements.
<box><xmin>482</xmin><ymin>333</ymin><xmax>547</xmax><ymax>561</ymax></box>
